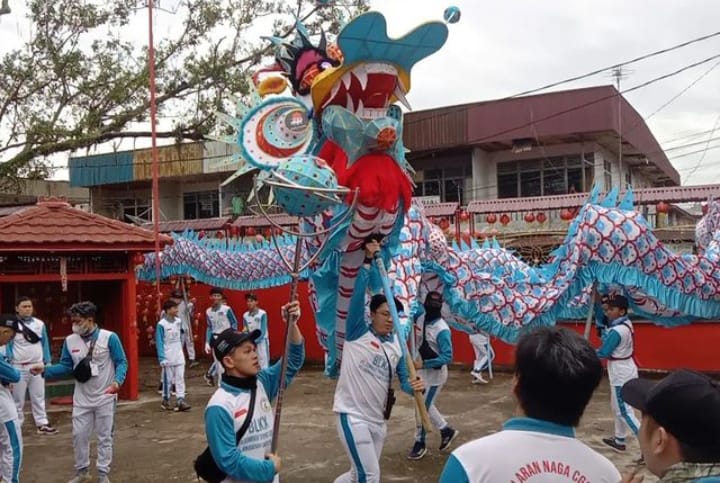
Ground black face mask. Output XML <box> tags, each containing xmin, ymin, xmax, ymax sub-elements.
<box><xmin>423</xmin><ymin>305</ymin><xmax>442</xmax><ymax>321</ymax></box>
<box><xmin>221</xmin><ymin>373</ymin><xmax>257</xmax><ymax>390</ymax></box>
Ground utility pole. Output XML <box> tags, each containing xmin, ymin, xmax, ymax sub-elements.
<box><xmin>611</xmin><ymin>66</ymin><xmax>630</xmax><ymax>188</ymax></box>
<box><xmin>147</xmin><ymin>0</ymin><xmax>162</xmax><ymax>305</ymax></box>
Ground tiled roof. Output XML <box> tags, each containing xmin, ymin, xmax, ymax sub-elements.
<box><xmin>0</xmin><ymin>197</ymin><xmax>172</xmax><ymax>252</ymax></box>
<box><xmin>142</xmin><ymin>217</ymin><xmax>231</xmax><ymax>233</ymax></box>
<box><xmin>233</xmin><ymin>214</ymin><xmax>299</xmax><ymax>227</ymax></box>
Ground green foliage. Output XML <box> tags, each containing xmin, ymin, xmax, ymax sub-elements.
<box><xmin>0</xmin><ymin>0</ymin><xmax>369</xmax><ymax>188</ymax></box>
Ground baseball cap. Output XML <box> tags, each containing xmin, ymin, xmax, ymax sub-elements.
<box><xmin>424</xmin><ymin>291</ymin><xmax>443</xmax><ymax>309</ymax></box>
<box><xmin>212</xmin><ymin>328</ymin><xmax>261</xmax><ymax>361</ymax></box>
<box><xmin>606</xmin><ymin>294</ymin><xmax>628</xmax><ymax>310</ymax></box>
<box><xmin>621</xmin><ymin>369</ymin><xmax>720</xmax><ymax>447</ymax></box>
<box><xmin>0</xmin><ymin>314</ymin><xmax>18</xmax><ymax>331</ymax></box>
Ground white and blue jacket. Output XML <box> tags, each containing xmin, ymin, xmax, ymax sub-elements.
<box><xmin>243</xmin><ymin>310</ymin><xmax>268</xmax><ymax>342</ymax></box>
<box><xmin>439</xmin><ymin>417</ymin><xmax>621</xmax><ymax>483</ymax></box>
<box><xmin>597</xmin><ymin>315</ymin><xmax>638</xmax><ymax>386</ymax></box>
<box><xmin>415</xmin><ymin>314</ymin><xmax>452</xmax><ymax>387</ymax></box>
<box><xmin>45</xmin><ymin>328</ymin><xmax>128</xmax><ymax>408</ymax></box>
<box><xmin>0</xmin><ymin>354</ymin><xmax>21</xmax><ymax>423</ymax></box>
<box><xmin>204</xmin><ymin>341</ymin><xmax>305</xmax><ymax>482</ymax></box>
<box><xmin>156</xmin><ymin>316</ymin><xmax>184</xmax><ymax>366</ymax></box>
<box><xmin>332</xmin><ymin>266</ymin><xmax>415</xmax><ymax>425</ymax></box>
<box><xmin>206</xmin><ymin>304</ymin><xmax>239</xmax><ymax>344</ymax></box>
<box><xmin>7</xmin><ymin>316</ymin><xmax>51</xmax><ymax>365</ymax></box>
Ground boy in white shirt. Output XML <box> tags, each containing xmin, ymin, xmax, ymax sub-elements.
<box><xmin>440</xmin><ymin>326</ymin><xmax>620</xmax><ymax>483</ymax></box>
<box><xmin>156</xmin><ymin>299</ymin><xmax>190</xmax><ymax>412</ymax></box>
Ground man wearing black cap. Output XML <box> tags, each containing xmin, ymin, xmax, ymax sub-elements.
<box><xmin>621</xmin><ymin>370</ymin><xmax>720</xmax><ymax>482</ymax></box>
<box><xmin>0</xmin><ymin>314</ymin><xmax>22</xmax><ymax>483</ymax></box>
<box><xmin>407</xmin><ymin>291</ymin><xmax>458</xmax><ymax>460</ymax></box>
<box><xmin>198</xmin><ymin>301</ymin><xmax>303</xmax><ymax>482</ymax></box>
<box><xmin>596</xmin><ymin>294</ymin><xmax>641</xmax><ymax>453</ymax></box>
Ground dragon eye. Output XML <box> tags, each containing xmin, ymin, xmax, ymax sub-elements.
<box><xmin>319</xmin><ymin>61</ymin><xmax>332</xmax><ymax>71</ymax></box>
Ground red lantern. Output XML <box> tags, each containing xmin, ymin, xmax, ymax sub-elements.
<box><xmin>255</xmin><ymin>234</ymin><xmax>265</xmax><ymax>243</ymax></box>
<box><xmin>245</xmin><ymin>226</ymin><xmax>256</xmax><ymax>237</ymax></box>
<box><xmin>273</xmin><ymin>227</ymin><xmax>283</xmax><ymax>236</ymax></box>
<box><xmin>264</xmin><ymin>228</ymin><xmax>272</xmax><ymax>238</ymax></box>
<box><xmin>500</xmin><ymin>214</ymin><xmax>511</xmax><ymax>226</ymax></box>
<box><xmin>656</xmin><ymin>201</ymin><xmax>670</xmax><ymax>214</ymax></box>
<box><xmin>132</xmin><ymin>252</ymin><xmax>145</xmax><ymax>267</ymax></box>
<box><xmin>439</xmin><ymin>218</ymin><xmax>450</xmax><ymax>231</ymax></box>
<box><xmin>559</xmin><ymin>209</ymin><xmax>573</xmax><ymax>221</ymax></box>
<box><xmin>524</xmin><ymin>213</ymin><xmax>536</xmax><ymax>223</ymax></box>
<box><xmin>229</xmin><ymin>225</ymin><xmax>240</xmax><ymax>238</ymax></box>
<box><xmin>458</xmin><ymin>210</ymin><xmax>470</xmax><ymax>222</ymax></box>
<box><xmin>486</xmin><ymin>214</ymin><xmax>497</xmax><ymax>224</ymax></box>
<box><xmin>702</xmin><ymin>203</ymin><xmax>709</xmax><ymax>215</ymax></box>
<box><xmin>198</xmin><ymin>230</ymin><xmax>206</xmax><ymax>240</ymax></box>
<box><xmin>216</xmin><ymin>230</ymin><xmax>225</xmax><ymax>239</ymax></box>
<box><xmin>536</xmin><ymin>212</ymin><xmax>547</xmax><ymax>224</ymax></box>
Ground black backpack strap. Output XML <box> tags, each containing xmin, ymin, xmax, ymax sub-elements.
<box><xmin>235</xmin><ymin>387</ymin><xmax>257</xmax><ymax>444</ymax></box>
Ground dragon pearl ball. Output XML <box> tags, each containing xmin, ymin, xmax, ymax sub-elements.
<box><xmin>273</xmin><ymin>154</ymin><xmax>340</xmax><ymax>217</ymax></box>
<box><xmin>443</xmin><ymin>6</ymin><xmax>461</xmax><ymax>24</ymax></box>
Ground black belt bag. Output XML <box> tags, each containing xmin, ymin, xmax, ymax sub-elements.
<box><xmin>418</xmin><ymin>320</ymin><xmax>439</xmax><ymax>361</ymax></box>
<box><xmin>380</xmin><ymin>344</ymin><xmax>396</xmax><ymax>420</ymax></box>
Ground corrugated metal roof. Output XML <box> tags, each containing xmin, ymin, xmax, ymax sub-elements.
<box><xmin>69</xmin><ymin>151</ymin><xmax>134</xmax><ymax>187</ymax></box>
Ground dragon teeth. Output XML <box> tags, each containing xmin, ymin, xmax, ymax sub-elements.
<box><xmin>394</xmin><ymin>84</ymin><xmax>412</xmax><ymax>111</ymax></box>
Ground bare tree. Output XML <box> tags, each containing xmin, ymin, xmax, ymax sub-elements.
<box><xmin>0</xmin><ymin>0</ymin><xmax>368</xmax><ymax>188</ymax></box>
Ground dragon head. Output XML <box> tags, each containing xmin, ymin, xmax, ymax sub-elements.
<box><xmin>267</xmin><ymin>12</ymin><xmax>449</xmax><ymax>121</ymax></box>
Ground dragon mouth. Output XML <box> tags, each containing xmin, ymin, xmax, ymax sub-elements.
<box><xmin>318</xmin><ymin>63</ymin><xmax>410</xmax><ymax>119</ymax></box>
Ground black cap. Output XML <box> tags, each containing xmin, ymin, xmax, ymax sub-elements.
<box><xmin>622</xmin><ymin>370</ymin><xmax>720</xmax><ymax>447</ymax></box>
<box><xmin>170</xmin><ymin>290</ymin><xmax>183</xmax><ymax>299</ymax></box>
<box><xmin>606</xmin><ymin>295</ymin><xmax>628</xmax><ymax>310</ymax></box>
<box><xmin>424</xmin><ymin>291</ymin><xmax>443</xmax><ymax>309</ymax></box>
<box><xmin>0</xmin><ymin>314</ymin><xmax>18</xmax><ymax>331</ymax></box>
<box><xmin>212</xmin><ymin>329</ymin><xmax>261</xmax><ymax>361</ymax></box>
<box><xmin>68</xmin><ymin>301</ymin><xmax>97</xmax><ymax>317</ymax></box>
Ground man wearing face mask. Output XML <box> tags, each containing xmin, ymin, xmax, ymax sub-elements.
<box><xmin>31</xmin><ymin>301</ymin><xmax>128</xmax><ymax>483</ymax></box>
<box><xmin>407</xmin><ymin>291</ymin><xmax>458</xmax><ymax>460</ymax></box>
<box><xmin>8</xmin><ymin>296</ymin><xmax>57</xmax><ymax>435</ymax></box>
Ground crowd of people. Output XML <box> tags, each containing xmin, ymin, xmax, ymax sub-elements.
<box><xmin>0</xmin><ymin>237</ymin><xmax>718</xmax><ymax>482</ymax></box>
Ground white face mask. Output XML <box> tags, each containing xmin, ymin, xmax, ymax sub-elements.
<box><xmin>72</xmin><ymin>323</ymin><xmax>92</xmax><ymax>336</ymax></box>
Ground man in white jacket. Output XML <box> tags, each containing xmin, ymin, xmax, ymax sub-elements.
<box><xmin>8</xmin><ymin>296</ymin><xmax>56</xmax><ymax>434</ymax></box>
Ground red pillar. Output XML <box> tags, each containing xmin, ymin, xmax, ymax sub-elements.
<box><xmin>119</xmin><ymin>263</ymin><xmax>139</xmax><ymax>400</ymax></box>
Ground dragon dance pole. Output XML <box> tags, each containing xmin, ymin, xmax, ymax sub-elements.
<box><xmin>373</xmin><ymin>253</ymin><xmax>433</xmax><ymax>433</ymax></box>
<box><xmin>270</xmin><ymin>236</ymin><xmax>303</xmax><ymax>453</ymax></box>
<box><xmin>583</xmin><ymin>285</ymin><xmax>597</xmax><ymax>340</ymax></box>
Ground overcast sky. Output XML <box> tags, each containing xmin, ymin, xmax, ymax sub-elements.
<box><xmin>2</xmin><ymin>0</ymin><xmax>720</xmax><ymax>186</ymax></box>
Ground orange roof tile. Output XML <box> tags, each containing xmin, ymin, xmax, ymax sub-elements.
<box><xmin>0</xmin><ymin>197</ymin><xmax>172</xmax><ymax>252</ymax></box>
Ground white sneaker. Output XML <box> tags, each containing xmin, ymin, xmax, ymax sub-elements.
<box><xmin>472</xmin><ymin>372</ymin><xmax>488</xmax><ymax>384</ymax></box>
<box><xmin>67</xmin><ymin>472</ymin><xmax>92</xmax><ymax>483</ymax></box>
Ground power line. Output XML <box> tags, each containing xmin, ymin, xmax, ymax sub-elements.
<box><xmin>508</xmin><ymin>30</ymin><xmax>720</xmax><ymax>98</ymax></box>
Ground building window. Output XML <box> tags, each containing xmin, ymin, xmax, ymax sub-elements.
<box><xmin>184</xmin><ymin>191</ymin><xmax>219</xmax><ymax>219</ymax></box>
<box><xmin>413</xmin><ymin>167</ymin><xmax>467</xmax><ymax>204</ymax></box>
<box><xmin>604</xmin><ymin>160</ymin><xmax>612</xmax><ymax>190</ymax></box>
<box><xmin>624</xmin><ymin>170</ymin><xmax>632</xmax><ymax>188</ymax></box>
<box><xmin>119</xmin><ymin>199</ymin><xmax>151</xmax><ymax>222</ymax></box>
<box><xmin>496</xmin><ymin>154</ymin><xmax>594</xmax><ymax>199</ymax></box>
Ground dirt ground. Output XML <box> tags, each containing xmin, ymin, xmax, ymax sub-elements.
<box><xmin>20</xmin><ymin>358</ymin><xmax>655</xmax><ymax>483</ymax></box>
